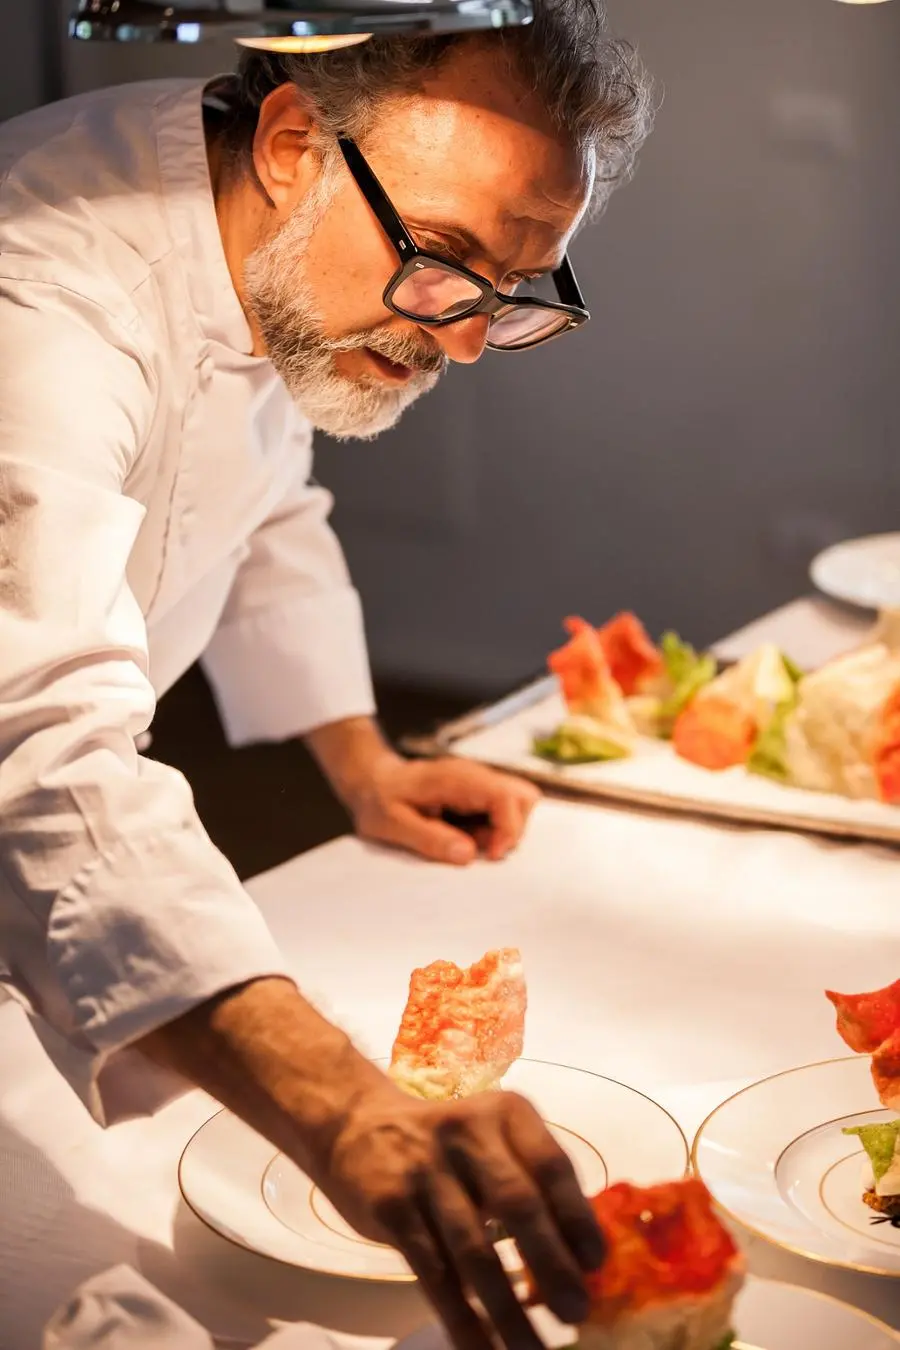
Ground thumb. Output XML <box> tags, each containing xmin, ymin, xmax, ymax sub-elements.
<box><xmin>372</xmin><ymin>803</ymin><xmax>477</xmax><ymax>865</ymax></box>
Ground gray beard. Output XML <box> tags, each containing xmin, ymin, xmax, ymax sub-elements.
<box><xmin>244</xmin><ymin>193</ymin><xmax>447</xmax><ymax>441</ymax></box>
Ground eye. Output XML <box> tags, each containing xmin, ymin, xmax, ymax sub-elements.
<box><xmin>502</xmin><ymin>273</ymin><xmax>540</xmax><ymax>294</ymax></box>
<box><xmin>417</xmin><ymin>234</ymin><xmax>465</xmax><ymax>266</ymax></box>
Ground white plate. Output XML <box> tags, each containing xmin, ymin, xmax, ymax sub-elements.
<box><xmin>451</xmin><ymin>689</ymin><xmax>900</xmax><ymax>845</ymax></box>
<box><xmin>392</xmin><ymin>1275</ymin><xmax>900</xmax><ymax>1350</ymax></box>
<box><xmin>811</xmin><ymin>534</ymin><xmax>900</xmax><ymax>611</ymax></box>
<box><xmin>178</xmin><ymin>1059</ymin><xmax>688</xmax><ymax>1280</ymax></box>
<box><xmin>693</xmin><ymin>1056</ymin><xmax>900</xmax><ymax>1278</ymax></box>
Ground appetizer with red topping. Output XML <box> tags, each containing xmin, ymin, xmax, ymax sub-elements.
<box><xmin>530</xmin><ymin>1178</ymin><xmax>744</xmax><ymax>1350</ymax></box>
<box><xmin>533</xmin><ymin>609</ymin><xmax>900</xmax><ymax>808</ymax></box>
<box><xmin>828</xmin><ymin>978</ymin><xmax>900</xmax><ymax>1216</ymax></box>
<box><xmin>389</xmin><ymin>948</ymin><xmax>526</xmax><ymax>1101</ymax></box>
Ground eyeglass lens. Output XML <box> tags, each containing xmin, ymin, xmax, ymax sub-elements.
<box><xmin>391</xmin><ymin>262</ymin><xmax>570</xmax><ymax>348</ymax></box>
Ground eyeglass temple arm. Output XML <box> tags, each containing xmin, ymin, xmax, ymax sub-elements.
<box><xmin>553</xmin><ymin>254</ymin><xmax>587</xmax><ymax>311</ymax></box>
<box><xmin>337</xmin><ymin>137</ymin><xmax>418</xmax><ymax>259</ymax></box>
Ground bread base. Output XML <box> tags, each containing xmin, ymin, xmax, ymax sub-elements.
<box><xmin>863</xmin><ymin>1188</ymin><xmax>900</xmax><ymax>1218</ymax></box>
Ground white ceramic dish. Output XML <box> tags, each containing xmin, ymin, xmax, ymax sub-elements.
<box><xmin>693</xmin><ymin>1056</ymin><xmax>900</xmax><ymax>1278</ymax></box>
<box><xmin>178</xmin><ymin>1058</ymin><xmax>688</xmax><ymax>1279</ymax></box>
<box><xmin>811</xmin><ymin>534</ymin><xmax>900</xmax><ymax>611</ymax></box>
<box><xmin>392</xmin><ymin>1274</ymin><xmax>900</xmax><ymax>1350</ymax></box>
<box><xmin>451</xmin><ymin>688</ymin><xmax>900</xmax><ymax>845</ymax></box>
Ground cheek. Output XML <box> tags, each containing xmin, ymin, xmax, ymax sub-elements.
<box><xmin>301</xmin><ymin>196</ymin><xmax>402</xmax><ymax>337</ymax></box>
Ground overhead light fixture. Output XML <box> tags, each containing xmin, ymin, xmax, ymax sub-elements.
<box><xmin>832</xmin><ymin>0</ymin><xmax>894</xmax><ymax>5</ymax></box>
<box><xmin>69</xmin><ymin>0</ymin><xmax>533</xmax><ymax>52</ymax></box>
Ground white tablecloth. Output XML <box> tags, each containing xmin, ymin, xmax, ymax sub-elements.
<box><xmin>1</xmin><ymin>596</ymin><xmax>897</xmax><ymax>1349</ymax></box>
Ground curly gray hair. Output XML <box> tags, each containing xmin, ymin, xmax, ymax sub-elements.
<box><xmin>221</xmin><ymin>0</ymin><xmax>654</xmax><ymax>218</ymax></box>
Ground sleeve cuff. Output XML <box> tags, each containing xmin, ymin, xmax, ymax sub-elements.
<box><xmin>46</xmin><ymin>818</ymin><xmax>293</xmax><ymax>1126</ymax></box>
<box><xmin>201</xmin><ymin>586</ymin><xmax>376</xmax><ymax>746</ymax></box>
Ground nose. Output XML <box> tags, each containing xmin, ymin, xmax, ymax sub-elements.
<box><xmin>430</xmin><ymin>314</ymin><xmax>491</xmax><ymax>365</ymax></box>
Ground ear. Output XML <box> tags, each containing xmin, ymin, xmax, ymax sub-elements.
<box><xmin>251</xmin><ymin>82</ymin><xmax>322</xmax><ymax>214</ymax></box>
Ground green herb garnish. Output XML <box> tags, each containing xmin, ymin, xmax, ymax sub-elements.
<box><xmin>533</xmin><ymin>726</ymin><xmax>629</xmax><ymax>765</ymax></box>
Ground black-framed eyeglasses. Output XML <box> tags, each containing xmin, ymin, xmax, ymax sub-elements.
<box><xmin>337</xmin><ymin>137</ymin><xmax>590</xmax><ymax>353</ymax></box>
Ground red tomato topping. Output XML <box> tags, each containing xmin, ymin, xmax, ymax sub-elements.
<box><xmin>873</xmin><ymin>683</ymin><xmax>900</xmax><ymax>803</ymax></box>
<box><xmin>391</xmin><ymin>949</ymin><xmax>526</xmax><ymax>1073</ymax></box>
<box><xmin>593</xmin><ymin>612</ymin><xmax>666</xmax><ymax>696</ymax></box>
<box><xmin>548</xmin><ymin>617</ymin><xmax>614</xmax><ymax>710</ymax></box>
<box><xmin>581</xmin><ymin>1179</ymin><xmax>740</xmax><ymax>1318</ymax></box>
<box><xmin>871</xmin><ymin>1027</ymin><xmax>900</xmax><ymax>1111</ymax></box>
<box><xmin>826</xmin><ymin>980</ymin><xmax>900</xmax><ymax>1055</ymax></box>
<box><xmin>596</xmin><ymin>613</ymin><xmax>664</xmax><ymax>696</ymax></box>
<box><xmin>672</xmin><ymin>697</ymin><xmax>756</xmax><ymax>771</ymax></box>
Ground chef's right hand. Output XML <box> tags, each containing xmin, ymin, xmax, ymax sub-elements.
<box><xmin>317</xmin><ymin>1078</ymin><xmax>605</xmax><ymax>1350</ymax></box>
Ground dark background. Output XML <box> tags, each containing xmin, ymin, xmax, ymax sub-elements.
<box><xmin>4</xmin><ymin>0</ymin><xmax>898</xmax><ymax>875</ymax></box>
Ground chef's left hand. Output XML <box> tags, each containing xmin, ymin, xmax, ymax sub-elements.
<box><xmin>305</xmin><ymin>715</ymin><xmax>539</xmax><ymax>863</ymax></box>
<box><xmin>350</xmin><ymin>754</ymin><xmax>540</xmax><ymax>864</ymax></box>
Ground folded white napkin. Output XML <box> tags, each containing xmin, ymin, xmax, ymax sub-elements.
<box><xmin>43</xmin><ymin>1266</ymin><xmax>346</xmax><ymax>1350</ymax></box>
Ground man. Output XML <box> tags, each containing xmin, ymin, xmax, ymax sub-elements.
<box><xmin>0</xmin><ymin>2</ymin><xmax>650</xmax><ymax>1346</ymax></box>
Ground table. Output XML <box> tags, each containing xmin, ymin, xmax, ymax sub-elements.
<box><xmin>1</xmin><ymin>596</ymin><xmax>897</xmax><ymax>1349</ymax></box>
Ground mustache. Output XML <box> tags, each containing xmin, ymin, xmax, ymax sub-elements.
<box><xmin>325</xmin><ymin>323</ymin><xmax>448</xmax><ymax>377</ymax></box>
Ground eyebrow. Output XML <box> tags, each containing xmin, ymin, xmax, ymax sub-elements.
<box><xmin>410</xmin><ymin>218</ymin><xmax>559</xmax><ymax>277</ymax></box>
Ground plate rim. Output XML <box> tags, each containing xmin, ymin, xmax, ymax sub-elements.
<box><xmin>392</xmin><ymin>1275</ymin><xmax>900</xmax><ymax>1350</ymax></box>
<box><xmin>177</xmin><ymin>1056</ymin><xmax>690</xmax><ymax>1278</ymax></box>
<box><xmin>810</xmin><ymin>532</ymin><xmax>900</xmax><ymax>610</ymax></box>
<box><xmin>735</xmin><ymin>1274</ymin><xmax>900</xmax><ymax>1346</ymax></box>
<box><xmin>691</xmin><ymin>1054</ymin><xmax>900</xmax><ymax>1279</ymax></box>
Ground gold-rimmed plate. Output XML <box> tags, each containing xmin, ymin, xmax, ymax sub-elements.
<box><xmin>693</xmin><ymin>1056</ymin><xmax>900</xmax><ymax>1278</ymax></box>
<box><xmin>392</xmin><ymin>1275</ymin><xmax>900</xmax><ymax>1350</ymax></box>
<box><xmin>178</xmin><ymin>1058</ymin><xmax>688</xmax><ymax>1279</ymax></box>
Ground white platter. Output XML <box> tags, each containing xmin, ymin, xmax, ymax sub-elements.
<box><xmin>693</xmin><ymin>1056</ymin><xmax>900</xmax><ymax>1278</ymax></box>
<box><xmin>811</xmin><ymin>534</ymin><xmax>900</xmax><ymax>611</ymax></box>
<box><xmin>393</xmin><ymin>1275</ymin><xmax>900</xmax><ymax>1350</ymax></box>
<box><xmin>178</xmin><ymin>1059</ymin><xmax>688</xmax><ymax>1280</ymax></box>
<box><xmin>450</xmin><ymin>687</ymin><xmax>900</xmax><ymax>845</ymax></box>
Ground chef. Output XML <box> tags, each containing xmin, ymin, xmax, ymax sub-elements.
<box><xmin>0</xmin><ymin>3</ymin><xmax>650</xmax><ymax>1346</ymax></box>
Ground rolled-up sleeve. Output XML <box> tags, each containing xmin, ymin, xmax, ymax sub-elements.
<box><xmin>201</xmin><ymin>432</ymin><xmax>376</xmax><ymax>746</ymax></box>
<box><xmin>0</xmin><ymin>280</ymin><xmax>290</xmax><ymax>1125</ymax></box>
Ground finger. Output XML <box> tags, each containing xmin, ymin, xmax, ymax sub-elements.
<box><xmin>375</xmin><ymin>803</ymin><xmax>477</xmax><ymax>866</ymax></box>
<box><xmin>387</xmin><ymin>1207</ymin><xmax>495</xmax><ymax>1350</ymax></box>
<box><xmin>478</xmin><ymin>777</ymin><xmax>540</xmax><ymax>861</ymax></box>
<box><xmin>502</xmin><ymin>1094</ymin><xmax>606</xmax><ymax>1273</ymax></box>
<box><xmin>439</xmin><ymin>1118</ymin><xmax>589</xmax><ymax>1325</ymax></box>
<box><xmin>422</xmin><ymin>1169</ymin><xmax>545</xmax><ymax>1350</ymax></box>
<box><xmin>482</xmin><ymin>790</ymin><xmax>527</xmax><ymax>861</ymax></box>
<box><xmin>472</xmin><ymin>825</ymin><xmax>493</xmax><ymax>855</ymax></box>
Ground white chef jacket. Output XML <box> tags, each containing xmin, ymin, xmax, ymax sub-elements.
<box><xmin>0</xmin><ymin>78</ymin><xmax>376</xmax><ymax>1124</ymax></box>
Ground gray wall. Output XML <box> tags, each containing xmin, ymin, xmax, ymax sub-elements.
<box><xmin>6</xmin><ymin>2</ymin><xmax>900</xmax><ymax>695</ymax></box>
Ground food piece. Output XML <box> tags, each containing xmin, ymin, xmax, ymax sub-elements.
<box><xmin>826</xmin><ymin>979</ymin><xmax>900</xmax><ymax>1054</ymax></box>
<box><xmin>549</xmin><ymin>618</ymin><xmax>636</xmax><ymax>735</ymax></box>
<box><xmin>625</xmin><ymin>694</ymin><xmax>667</xmax><ymax>738</ymax></box>
<box><xmin>533</xmin><ymin>716</ymin><xmax>631</xmax><ymax>765</ymax></box>
<box><xmin>389</xmin><ymin>948</ymin><xmax>526</xmax><ymax>1100</ymax></box>
<box><xmin>672</xmin><ymin>697</ymin><xmax>757</xmax><ymax>771</ymax></box>
<box><xmin>782</xmin><ymin>642</ymin><xmax>900</xmax><ymax>799</ymax></box>
<box><xmin>872</xmin><ymin>1028</ymin><xmax>900</xmax><ymax>1113</ymax></box>
<box><xmin>533</xmin><ymin>1178</ymin><xmax>744</xmax><ymax>1350</ymax></box>
<box><xmin>658</xmin><ymin>632</ymin><xmax>717</xmax><ymax>729</ymax></box>
<box><xmin>842</xmin><ymin>1121</ymin><xmax>900</xmax><ymax>1216</ymax></box>
<box><xmin>826</xmin><ymin>982</ymin><xmax>900</xmax><ymax>1215</ymax></box>
<box><xmin>698</xmin><ymin>645</ymin><xmax>797</xmax><ymax>729</ymax></box>
<box><xmin>872</xmin><ymin>683</ymin><xmax>900</xmax><ymax>804</ymax></box>
<box><xmin>742</xmin><ymin>650</ymin><xmax>804</xmax><ymax>783</ymax></box>
<box><xmin>548</xmin><ymin>617</ymin><xmax>614</xmax><ymax>712</ymax></box>
<box><xmin>596</xmin><ymin>613</ymin><xmax>665</xmax><ymax>697</ymax></box>
<box><xmin>746</xmin><ymin>700</ymin><xmax>795</xmax><ymax>783</ymax></box>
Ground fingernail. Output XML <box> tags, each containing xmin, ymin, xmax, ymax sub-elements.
<box><xmin>448</xmin><ymin>841</ymin><xmax>472</xmax><ymax>864</ymax></box>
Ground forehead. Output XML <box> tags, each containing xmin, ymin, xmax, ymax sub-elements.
<box><xmin>365</xmin><ymin>44</ymin><xmax>591</xmax><ymax>248</ymax></box>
